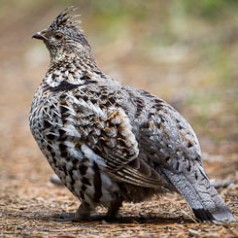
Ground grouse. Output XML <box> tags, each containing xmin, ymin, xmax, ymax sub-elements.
<box><xmin>30</xmin><ymin>7</ymin><xmax>235</xmax><ymax>222</ymax></box>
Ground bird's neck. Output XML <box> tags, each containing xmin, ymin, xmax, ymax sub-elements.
<box><xmin>43</xmin><ymin>54</ymin><xmax>101</xmax><ymax>89</ymax></box>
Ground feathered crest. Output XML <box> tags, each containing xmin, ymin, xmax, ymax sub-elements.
<box><xmin>49</xmin><ymin>6</ymin><xmax>81</xmax><ymax>30</ymax></box>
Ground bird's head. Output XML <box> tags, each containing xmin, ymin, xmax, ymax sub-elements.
<box><xmin>33</xmin><ymin>7</ymin><xmax>92</xmax><ymax>63</ymax></box>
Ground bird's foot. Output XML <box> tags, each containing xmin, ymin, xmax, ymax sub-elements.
<box><xmin>105</xmin><ymin>198</ymin><xmax>123</xmax><ymax>222</ymax></box>
<box><xmin>73</xmin><ymin>202</ymin><xmax>93</xmax><ymax>221</ymax></box>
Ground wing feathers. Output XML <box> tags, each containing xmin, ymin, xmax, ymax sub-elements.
<box><xmin>94</xmin><ymin>107</ymin><xmax>163</xmax><ymax>188</ymax></box>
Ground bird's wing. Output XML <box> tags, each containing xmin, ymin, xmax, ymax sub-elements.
<box><xmin>60</xmin><ymin>92</ymin><xmax>163</xmax><ymax>188</ymax></box>
<box><xmin>94</xmin><ymin>107</ymin><xmax>163</xmax><ymax>188</ymax></box>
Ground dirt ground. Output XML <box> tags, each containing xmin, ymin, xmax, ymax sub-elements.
<box><xmin>0</xmin><ymin>2</ymin><xmax>238</xmax><ymax>237</ymax></box>
<box><xmin>1</xmin><ymin>147</ymin><xmax>238</xmax><ymax>237</ymax></box>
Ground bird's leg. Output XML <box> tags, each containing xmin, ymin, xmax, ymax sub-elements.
<box><xmin>74</xmin><ymin>201</ymin><xmax>92</xmax><ymax>221</ymax></box>
<box><xmin>106</xmin><ymin>197</ymin><xmax>123</xmax><ymax>220</ymax></box>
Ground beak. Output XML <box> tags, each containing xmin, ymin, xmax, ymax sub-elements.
<box><xmin>32</xmin><ymin>30</ymin><xmax>47</xmax><ymax>40</ymax></box>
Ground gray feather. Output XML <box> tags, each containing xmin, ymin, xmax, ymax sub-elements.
<box><xmin>161</xmin><ymin>165</ymin><xmax>235</xmax><ymax>222</ymax></box>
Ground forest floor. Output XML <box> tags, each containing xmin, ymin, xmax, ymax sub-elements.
<box><xmin>1</xmin><ymin>146</ymin><xmax>238</xmax><ymax>237</ymax></box>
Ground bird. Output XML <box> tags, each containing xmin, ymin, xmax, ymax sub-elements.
<box><xmin>29</xmin><ymin>7</ymin><xmax>235</xmax><ymax>223</ymax></box>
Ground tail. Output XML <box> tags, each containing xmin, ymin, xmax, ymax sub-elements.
<box><xmin>161</xmin><ymin>164</ymin><xmax>235</xmax><ymax>222</ymax></box>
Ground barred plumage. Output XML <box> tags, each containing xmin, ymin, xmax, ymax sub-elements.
<box><xmin>29</xmin><ymin>7</ymin><xmax>235</xmax><ymax>222</ymax></box>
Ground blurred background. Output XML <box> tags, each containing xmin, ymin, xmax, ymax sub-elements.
<box><xmin>0</xmin><ymin>0</ymin><xmax>238</xmax><ymax>182</ymax></box>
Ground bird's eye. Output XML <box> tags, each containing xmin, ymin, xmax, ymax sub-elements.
<box><xmin>55</xmin><ymin>33</ymin><xmax>63</xmax><ymax>40</ymax></box>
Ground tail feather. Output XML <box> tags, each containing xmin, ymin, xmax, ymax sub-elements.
<box><xmin>161</xmin><ymin>166</ymin><xmax>235</xmax><ymax>222</ymax></box>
